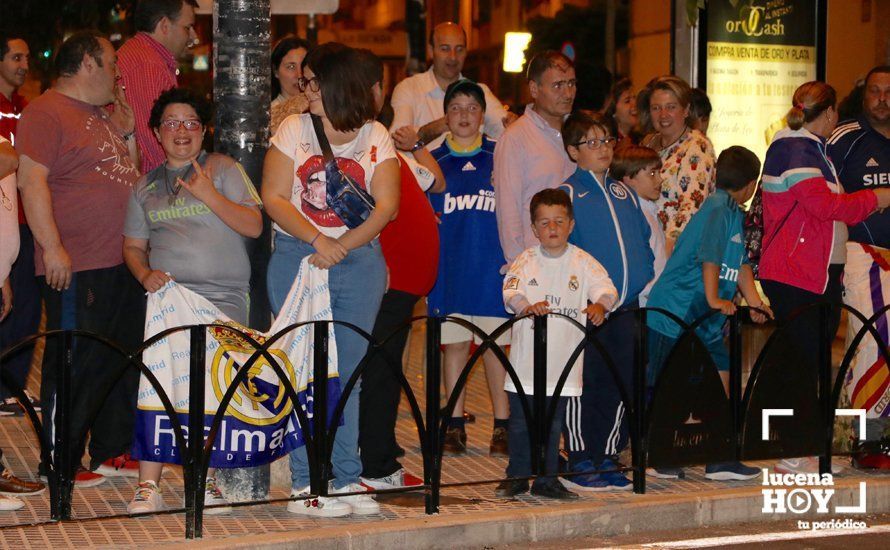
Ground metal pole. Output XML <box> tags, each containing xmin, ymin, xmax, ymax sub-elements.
<box><xmin>185</xmin><ymin>326</ymin><xmax>207</xmax><ymax>539</ymax></box>
<box><xmin>532</xmin><ymin>315</ymin><xmax>547</xmax><ymax>476</ymax></box>
<box><xmin>51</xmin><ymin>331</ymin><xmax>74</xmax><ymax>520</ymax></box>
<box><xmin>213</xmin><ymin>0</ymin><xmax>272</xmax><ymax>500</ymax></box>
<box><xmin>310</xmin><ymin>322</ymin><xmax>330</xmax><ymax>496</ymax></box>
<box><xmin>424</xmin><ymin>316</ymin><xmax>442</xmax><ymax>515</ymax></box>
<box><xmin>729</xmin><ymin>309</ymin><xmax>743</xmax><ymax>458</ymax></box>
<box><xmin>632</xmin><ymin>310</ymin><xmax>647</xmax><ymax>494</ymax></box>
<box><xmin>819</xmin><ymin>303</ymin><xmax>833</xmax><ymax>475</ymax></box>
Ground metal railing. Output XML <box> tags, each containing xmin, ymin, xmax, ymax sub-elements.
<box><xmin>0</xmin><ymin>302</ymin><xmax>887</xmax><ymax>538</ymax></box>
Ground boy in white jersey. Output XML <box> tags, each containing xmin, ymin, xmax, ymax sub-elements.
<box><xmin>497</xmin><ymin>189</ymin><xmax>618</xmax><ymax>499</ymax></box>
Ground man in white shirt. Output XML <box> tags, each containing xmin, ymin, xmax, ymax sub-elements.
<box><xmin>390</xmin><ymin>22</ymin><xmax>510</xmax><ymax>151</ymax></box>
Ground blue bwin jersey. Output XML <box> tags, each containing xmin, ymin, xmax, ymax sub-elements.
<box><xmin>428</xmin><ymin>136</ymin><xmax>507</xmax><ymax>318</ymax></box>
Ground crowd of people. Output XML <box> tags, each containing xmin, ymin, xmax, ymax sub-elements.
<box><xmin>0</xmin><ymin>0</ymin><xmax>888</xmax><ymax>517</ymax></box>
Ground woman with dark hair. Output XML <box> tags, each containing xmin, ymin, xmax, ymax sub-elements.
<box><xmin>639</xmin><ymin>75</ymin><xmax>717</xmax><ymax>254</ymax></box>
<box><xmin>262</xmin><ymin>43</ymin><xmax>399</xmax><ymax>518</ymax></box>
<box><xmin>602</xmin><ymin>78</ymin><xmax>639</xmax><ymax>147</ymax></box>
<box><xmin>270</xmin><ymin>35</ymin><xmax>311</xmax><ymax>133</ymax></box>
<box><xmin>122</xmin><ymin>87</ymin><xmax>263</xmax><ymax>514</ymax></box>
<box><xmin>759</xmin><ymin>81</ymin><xmax>890</xmax><ymax>475</ymax></box>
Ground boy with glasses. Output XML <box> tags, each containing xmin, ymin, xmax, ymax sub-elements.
<box><xmin>557</xmin><ymin>110</ymin><xmax>654</xmax><ymax>491</ymax></box>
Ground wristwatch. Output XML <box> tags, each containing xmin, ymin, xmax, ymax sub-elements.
<box><xmin>410</xmin><ymin>139</ymin><xmax>425</xmax><ymax>152</ymax></box>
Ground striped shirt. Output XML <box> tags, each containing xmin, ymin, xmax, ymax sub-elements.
<box><xmin>118</xmin><ymin>33</ymin><xmax>178</xmax><ymax>173</ymax></box>
<box><xmin>493</xmin><ymin>105</ymin><xmax>576</xmax><ymax>265</ymax></box>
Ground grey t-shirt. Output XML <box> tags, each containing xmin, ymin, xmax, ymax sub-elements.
<box><xmin>123</xmin><ymin>152</ymin><xmax>261</xmax><ymax>323</ymax></box>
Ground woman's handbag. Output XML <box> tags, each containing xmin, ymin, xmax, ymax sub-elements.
<box><xmin>310</xmin><ymin>114</ymin><xmax>375</xmax><ymax>228</ymax></box>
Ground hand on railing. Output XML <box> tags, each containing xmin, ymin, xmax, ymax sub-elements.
<box><xmin>583</xmin><ymin>303</ymin><xmax>607</xmax><ymax>326</ymax></box>
<box><xmin>521</xmin><ymin>301</ymin><xmax>550</xmax><ymax>316</ymax></box>
<box><xmin>747</xmin><ymin>302</ymin><xmax>774</xmax><ymax>324</ymax></box>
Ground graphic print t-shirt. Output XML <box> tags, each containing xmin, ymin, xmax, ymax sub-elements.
<box><xmin>270</xmin><ymin>113</ymin><xmax>396</xmax><ymax>239</ymax></box>
<box><xmin>16</xmin><ymin>90</ymin><xmax>140</xmax><ymax>275</ymax></box>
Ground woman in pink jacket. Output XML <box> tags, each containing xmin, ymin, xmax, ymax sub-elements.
<box><xmin>759</xmin><ymin>81</ymin><xmax>890</xmax><ymax>475</ymax></box>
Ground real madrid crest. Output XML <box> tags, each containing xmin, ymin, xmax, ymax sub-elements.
<box><xmin>210</xmin><ymin>323</ymin><xmax>298</xmax><ymax>426</ymax></box>
<box><xmin>568</xmin><ymin>275</ymin><xmax>579</xmax><ymax>291</ymax></box>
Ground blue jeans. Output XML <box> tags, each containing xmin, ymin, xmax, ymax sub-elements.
<box><xmin>506</xmin><ymin>391</ymin><xmax>567</xmax><ymax>487</ymax></box>
<box><xmin>267</xmin><ymin>233</ymin><xmax>386</xmax><ymax>490</ymax></box>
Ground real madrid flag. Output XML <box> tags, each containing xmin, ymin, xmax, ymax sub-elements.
<box><xmin>132</xmin><ymin>258</ymin><xmax>340</xmax><ymax>468</ymax></box>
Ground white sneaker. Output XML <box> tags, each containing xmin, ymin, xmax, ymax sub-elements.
<box><xmin>775</xmin><ymin>456</ymin><xmax>842</xmax><ymax>475</ymax></box>
<box><xmin>287</xmin><ymin>486</ymin><xmax>352</xmax><ymax>517</ymax></box>
<box><xmin>334</xmin><ymin>482</ymin><xmax>380</xmax><ymax>516</ymax></box>
<box><xmin>127</xmin><ymin>481</ymin><xmax>164</xmax><ymax>514</ymax></box>
<box><xmin>0</xmin><ymin>495</ymin><xmax>24</xmax><ymax>511</ymax></box>
<box><xmin>360</xmin><ymin>468</ymin><xmax>424</xmax><ymax>490</ymax></box>
<box><xmin>203</xmin><ymin>477</ymin><xmax>232</xmax><ymax>515</ymax></box>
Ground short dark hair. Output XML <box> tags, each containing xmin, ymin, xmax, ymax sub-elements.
<box><xmin>443</xmin><ymin>78</ymin><xmax>486</xmax><ymax>111</ymax></box>
<box><xmin>689</xmin><ymin>88</ymin><xmax>712</xmax><ymax>119</ymax></box>
<box><xmin>303</xmin><ymin>43</ymin><xmax>376</xmax><ymax>132</ymax></box>
<box><xmin>135</xmin><ymin>0</ymin><xmax>198</xmax><ymax>33</ymax></box>
<box><xmin>611</xmin><ymin>145</ymin><xmax>662</xmax><ymax>180</ymax></box>
<box><xmin>530</xmin><ymin>188</ymin><xmax>573</xmax><ymax>223</ymax></box>
<box><xmin>715</xmin><ymin>146</ymin><xmax>761</xmax><ymax>191</ymax></box>
<box><xmin>0</xmin><ymin>33</ymin><xmax>26</xmax><ymax>60</ymax></box>
<box><xmin>526</xmin><ymin>50</ymin><xmax>573</xmax><ymax>83</ymax></box>
<box><xmin>148</xmin><ymin>87</ymin><xmax>212</xmax><ymax>129</ymax></box>
<box><xmin>561</xmin><ymin>110</ymin><xmax>611</xmax><ymax>158</ymax></box>
<box><xmin>54</xmin><ymin>30</ymin><xmax>105</xmax><ymax>78</ymax></box>
<box><xmin>864</xmin><ymin>65</ymin><xmax>890</xmax><ymax>88</ymax></box>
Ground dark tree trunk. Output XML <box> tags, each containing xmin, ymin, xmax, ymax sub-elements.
<box><xmin>406</xmin><ymin>0</ymin><xmax>427</xmax><ymax>75</ymax></box>
<box><xmin>212</xmin><ymin>0</ymin><xmax>272</xmax><ymax>501</ymax></box>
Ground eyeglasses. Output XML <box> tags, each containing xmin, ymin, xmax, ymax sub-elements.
<box><xmin>160</xmin><ymin>119</ymin><xmax>202</xmax><ymax>132</ymax></box>
<box><xmin>298</xmin><ymin>76</ymin><xmax>320</xmax><ymax>92</ymax></box>
<box><xmin>574</xmin><ymin>137</ymin><xmax>616</xmax><ymax>149</ymax></box>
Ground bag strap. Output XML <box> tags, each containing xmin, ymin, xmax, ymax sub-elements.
<box><xmin>310</xmin><ymin>114</ymin><xmax>334</xmax><ymax>164</ymax></box>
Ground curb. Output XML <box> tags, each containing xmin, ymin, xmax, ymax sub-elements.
<box><xmin>167</xmin><ymin>477</ymin><xmax>889</xmax><ymax>549</ymax></box>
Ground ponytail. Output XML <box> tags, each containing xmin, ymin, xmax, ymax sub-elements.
<box><xmin>786</xmin><ymin>81</ymin><xmax>836</xmax><ymax>131</ymax></box>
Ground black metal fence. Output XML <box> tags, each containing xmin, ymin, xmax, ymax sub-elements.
<box><xmin>0</xmin><ymin>301</ymin><xmax>887</xmax><ymax>539</ymax></box>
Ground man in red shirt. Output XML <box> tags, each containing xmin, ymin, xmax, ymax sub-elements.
<box><xmin>0</xmin><ymin>34</ymin><xmax>42</xmax><ymax>419</ymax></box>
<box><xmin>17</xmin><ymin>31</ymin><xmax>144</xmax><ymax>486</ymax></box>
<box><xmin>118</xmin><ymin>0</ymin><xmax>198</xmax><ymax>173</ymax></box>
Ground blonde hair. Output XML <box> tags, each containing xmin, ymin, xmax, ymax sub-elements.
<box><xmin>636</xmin><ymin>75</ymin><xmax>694</xmax><ymax>133</ymax></box>
<box><xmin>786</xmin><ymin>81</ymin><xmax>836</xmax><ymax>131</ymax></box>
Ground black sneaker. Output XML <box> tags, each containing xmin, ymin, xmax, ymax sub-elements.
<box><xmin>530</xmin><ymin>480</ymin><xmax>579</xmax><ymax>500</ymax></box>
<box><xmin>0</xmin><ymin>398</ymin><xmax>22</xmax><ymax>417</ymax></box>
<box><xmin>495</xmin><ymin>479</ymin><xmax>529</xmax><ymax>498</ymax></box>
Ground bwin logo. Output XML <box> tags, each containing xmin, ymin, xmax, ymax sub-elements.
<box><xmin>443</xmin><ymin>190</ymin><xmax>496</xmax><ymax>214</ymax></box>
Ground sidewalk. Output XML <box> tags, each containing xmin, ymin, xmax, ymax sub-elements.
<box><xmin>0</xmin><ymin>316</ymin><xmax>886</xmax><ymax>548</ymax></box>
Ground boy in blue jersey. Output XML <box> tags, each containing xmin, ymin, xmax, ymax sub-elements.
<box><xmin>646</xmin><ymin>146</ymin><xmax>772</xmax><ymax>481</ymax></box>
<box><xmin>428</xmin><ymin>79</ymin><xmax>511</xmax><ymax>457</ymax></box>
<box><xmin>558</xmin><ymin>111</ymin><xmax>654</xmax><ymax>491</ymax></box>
